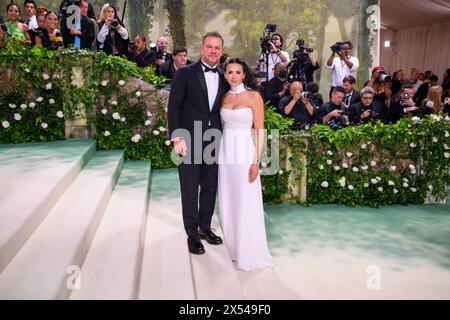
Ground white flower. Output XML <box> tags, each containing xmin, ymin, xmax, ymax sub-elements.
<box><xmin>370</xmin><ymin>160</ymin><xmax>377</xmax><ymax>167</ymax></box>
<box><xmin>2</xmin><ymin>120</ymin><xmax>10</xmax><ymax>128</ymax></box>
<box><xmin>403</xmin><ymin>182</ymin><xmax>409</xmax><ymax>188</ymax></box>
<box><xmin>361</xmin><ymin>165</ymin><xmax>368</xmax><ymax>171</ymax></box>
<box><xmin>9</xmin><ymin>103</ymin><xmax>16</xmax><ymax>109</ymax></box>
<box><xmin>29</xmin><ymin>102</ymin><xmax>36</xmax><ymax>108</ymax></box>
<box><xmin>389</xmin><ymin>165</ymin><xmax>397</xmax><ymax>172</ymax></box>
<box><xmin>403</xmin><ymin>177</ymin><xmax>409</xmax><ymax>182</ymax></box>
<box><xmin>371</xmin><ymin>178</ymin><xmax>378</xmax><ymax>184</ymax></box>
<box><xmin>327</xmin><ymin>150</ymin><xmax>333</xmax><ymax>156</ymax></box>
<box><xmin>410</xmin><ymin>142</ymin><xmax>416</xmax><ymax>148</ymax></box>
<box><xmin>348</xmin><ymin>185</ymin><xmax>354</xmax><ymax>190</ymax></box>
<box><xmin>101</xmin><ymin>80</ymin><xmax>108</xmax><ymax>87</ymax></box>
<box><xmin>136</xmin><ymin>91</ymin><xmax>141</xmax><ymax>97</ymax></box>
<box><xmin>338</xmin><ymin>176</ymin><xmax>346</xmax><ymax>187</ymax></box>
<box><xmin>444</xmin><ymin>152</ymin><xmax>450</xmax><ymax>159</ymax></box>
<box><xmin>145</xmin><ymin>120</ymin><xmax>151</xmax><ymax>126</ymax></box>
<box><xmin>49</xmin><ymin>99</ymin><xmax>55</xmax><ymax>104</ymax></box>
<box><xmin>445</xmin><ymin>131</ymin><xmax>449</xmax><ymax>138</ymax></box>
<box><xmin>46</xmin><ymin>83</ymin><xmax>52</xmax><ymax>90</ymax></box>
<box><xmin>409</xmin><ymin>164</ymin><xmax>415</xmax><ymax>170</ymax></box>
<box><xmin>378</xmin><ymin>187</ymin><xmax>383</xmax><ymax>192</ymax></box>
<box><xmin>411</xmin><ymin>187</ymin><xmax>417</xmax><ymax>193</ymax></box>
<box><xmin>121</xmin><ymin>117</ymin><xmax>126</xmax><ymax>122</ymax></box>
<box><xmin>388</xmin><ymin>180</ymin><xmax>395</xmax><ymax>186</ymax></box>
<box><xmin>431</xmin><ymin>115</ymin><xmax>442</xmax><ymax>122</ymax></box>
<box><xmin>376</xmin><ymin>176</ymin><xmax>382</xmax><ymax>182</ymax></box>
<box><xmin>41</xmin><ymin>122</ymin><xmax>48</xmax><ymax>129</ymax></box>
<box><xmin>112</xmin><ymin>112</ymin><xmax>120</xmax><ymax>120</ymax></box>
<box><xmin>111</xmin><ymin>101</ymin><xmax>118</xmax><ymax>106</ymax></box>
<box><xmin>444</xmin><ymin>144</ymin><xmax>449</xmax><ymax>150</ymax></box>
<box><xmin>36</xmin><ymin>97</ymin><xmax>44</xmax><ymax>102</ymax></box>
<box><xmin>131</xmin><ymin>134</ymin><xmax>142</xmax><ymax>143</ymax></box>
<box><xmin>342</xmin><ymin>163</ymin><xmax>349</xmax><ymax>169</ymax></box>
<box><xmin>261</xmin><ymin>162</ymin><xmax>267</xmax><ymax>168</ymax></box>
<box><xmin>13</xmin><ymin>113</ymin><xmax>22</xmax><ymax>121</ymax></box>
<box><xmin>346</xmin><ymin>152</ymin><xmax>353</xmax><ymax>158</ymax></box>
<box><xmin>410</xmin><ymin>169</ymin><xmax>417</xmax><ymax>175</ymax></box>
<box><xmin>364</xmin><ymin>183</ymin><xmax>370</xmax><ymax>188</ymax></box>
<box><xmin>318</xmin><ymin>164</ymin><xmax>324</xmax><ymax>170</ymax></box>
<box><xmin>267</xmin><ymin>134</ymin><xmax>272</xmax><ymax>140</ymax></box>
<box><xmin>393</xmin><ymin>189</ymin><xmax>399</xmax><ymax>194</ymax></box>
<box><xmin>411</xmin><ymin>116</ymin><xmax>420</xmax><ymax>122</ymax></box>
<box><xmin>153</xmin><ymin>130</ymin><xmax>160</xmax><ymax>136</ymax></box>
<box><xmin>118</xmin><ymin>80</ymin><xmax>125</xmax><ymax>86</ymax></box>
<box><xmin>42</xmin><ymin>73</ymin><xmax>50</xmax><ymax>80</ymax></box>
<box><xmin>147</xmin><ymin>111</ymin><xmax>153</xmax><ymax>117</ymax></box>
<box><xmin>432</xmin><ymin>137</ymin><xmax>438</xmax><ymax>143</ymax></box>
<box><xmin>326</xmin><ymin>160</ymin><xmax>332</xmax><ymax>165</ymax></box>
<box><xmin>278</xmin><ymin>170</ymin><xmax>284</xmax><ymax>175</ymax></box>
<box><xmin>352</xmin><ymin>167</ymin><xmax>359</xmax><ymax>172</ymax></box>
<box><xmin>361</xmin><ymin>144</ymin><xmax>367</xmax><ymax>149</ymax></box>
<box><xmin>165</xmin><ymin>140</ymin><xmax>171</xmax><ymax>146</ymax></box>
<box><xmin>159</xmin><ymin>127</ymin><xmax>167</xmax><ymax>132</ymax></box>
<box><xmin>334</xmin><ymin>166</ymin><xmax>340</xmax><ymax>171</ymax></box>
<box><xmin>101</xmin><ymin>109</ymin><xmax>108</xmax><ymax>115</ymax></box>
<box><xmin>56</xmin><ymin>111</ymin><xmax>64</xmax><ymax>118</ymax></box>
<box><xmin>20</xmin><ymin>104</ymin><xmax>27</xmax><ymax>110</ymax></box>
<box><xmin>24</xmin><ymin>68</ymin><xmax>30</xmax><ymax>73</ymax></box>
<box><xmin>428</xmin><ymin>185</ymin><xmax>433</xmax><ymax>191</ymax></box>
<box><xmin>321</xmin><ymin>181</ymin><xmax>329</xmax><ymax>188</ymax></box>
<box><xmin>104</xmin><ymin>131</ymin><xmax>111</xmax><ymax>137</ymax></box>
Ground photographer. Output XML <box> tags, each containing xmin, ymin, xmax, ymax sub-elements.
<box><xmin>388</xmin><ymin>85</ymin><xmax>419</xmax><ymax>123</ymax></box>
<box><xmin>288</xmin><ymin>39</ymin><xmax>319</xmax><ymax>86</ymax></box>
<box><xmin>317</xmin><ymin>86</ymin><xmax>349</xmax><ymax>128</ymax></box>
<box><xmin>307</xmin><ymin>82</ymin><xmax>324</xmax><ymax>108</ymax></box>
<box><xmin>348</xmin><ymin>86</ymin><xmax>386</xmax><ymax>125</ymax></box>
<box><xmin>127</xmin><ymin>35</ymin><xmax>155</xmax><ymax>68</ymax></box>
<box><xmin>263</xmin><ymin>62</ymin><xmax>289</xmax><ymax>111</ymax></box>
<box><xmin>326</xmin><ymin>41</ymin><xmax>359</xmax><ymax>98</ymax></box>
<box><xmin>279</xmin><ymin>81</ymin><xmax>315</xmax><ymax>130</ymax></box>
<box><xmin>97</xmin><ymin>3</ymin><xmax>129</xmax><ymax>56</ymax></box>
<box><xmin>257</xmin><ymin>32</ymin><xmax>290</xmax><ymax>81</ymax></box>
<box><xmin>154</xmin><ymin>36</ymin><xmax>173</xmax><ymax>67</ymax></box>
<box><xmin>367</xmin><ymin>66</ymin><xmax>392</xmax><ymax>111</ymax></box>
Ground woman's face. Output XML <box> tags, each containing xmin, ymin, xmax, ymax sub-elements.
<box><xmin>46</xmin><ymin>13</ymin><xmax>59</xmax><ymax>29</ymax></box>
<box><xmin>134</xmin><ymin>36</ymin><xmax>146</xmax><ymax>51</ymax></box>
<box><xmin>106</xmin><ymin>7</ymin><xmax>115</xmax><ymax>20</ymax></box>
<box><xmin>225</xmin><ymin>63</ymin><xmax>245</xmax><ymax>87</ymax></box>
<box><xmin>7</xmin><ymin>5</ymin><xmax>21</xmax><ymax>21</ymax></box>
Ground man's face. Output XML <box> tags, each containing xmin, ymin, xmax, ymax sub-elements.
<box><xmin>361</xmin><ymin>94</ymin><xmax>373</xmax><ymax>107</ymax></box>
<box><xmin>274</xmin><ymin>64</ymin><xmax>286</xmax><ymax>77</ymax></box>
<box><xmin>271</xmin><ymin>35</ymin><xmax>282</xmax><ymax>49</ymax></box>
<box><xmin>411</xmin><ymin>69</ymin><xmax>419</xmax><ymax>80</ymax></box>
<box><xmin>332</xmin><ymin>91</ymin><xmax>345</xmax><ymax>105</ymax></box>
<box><xmin>174</xmin><ymin>51</ymin><xmax>188</xmax><ymax>68</ymax></box>
<box><xmin>289</xmin><ymin>82</ymin><xmax>302</xmax><ymax>96</ymax></box>
<box><xmin>134</xmin><ymin>36</ymin><xmax>145</xmax><ymax>51</ymax></box>
<box><xmin>25</xmin><ymin>3</ymin><xmax>36</xmax><ymax>18</ymax></box>
<box><xmin>200</xmin><ymin>36</ymin><xmax>223</xmax><ymax>67</ymax></box>
<box><xmin>343</xmin><ymin>81</ymin><xmax>354</xmax><ymax>94</ymax></box>
<box><xmin>342</xmin><ymin>45</ymin><xmax>351</xmax><ymax>57</ymax></box>
<box><xmin>157</xmin><ymin>37</ymin><xmax>169</xmax><ymax>52</ymax></box>
<box><xmin>80</xmin><ymin>1</ymin><xmax>88</xmax><ymax>16</ymax></box>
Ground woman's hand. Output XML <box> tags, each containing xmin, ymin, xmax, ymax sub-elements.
<box><xmin>248</xmin><ymin>164</ymin><xmax>259</xmax><ymax>183</ymax></box>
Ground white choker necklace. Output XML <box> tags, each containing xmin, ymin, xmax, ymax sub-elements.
<box><xmin>229</xmin><ymin>83</ymin><xmax>246</xmax><ymax>94</ymax></box>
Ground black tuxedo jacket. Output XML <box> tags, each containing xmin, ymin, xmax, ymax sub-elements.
<box><xmin>61</xmin><ymin>15</ymin><xmax>95</xmax><ymax>49</ymax></box>
<box><xmin>168</xmin><ymin>60</ymin><xmax>229</xmax><ymax>140</ymax></box>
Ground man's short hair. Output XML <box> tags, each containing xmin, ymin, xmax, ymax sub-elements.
<box><xmin>400</xmin><ymin>84</ymin><xmax>415</xmax><ymax>92</ymax></box>
<box><xmin>173</xmin><ymin>47</ymin><xmax>187</xmax><ymax>56</ymax></box>
<box><xmin>307</xmin><ymin>82</ymin><xmax>320</xmax><ymax>94</ymax></box>
<box><xmin>344</xmin><ymin>41</ymin><xmax>353</xmax><ymax>49</ymax></box>
<box><xmin>360</xmin><ymin>86</ymin><xmax>375</xmax><ymax>97</ymax></box>
<box><xmin>202</xmin><ymin>31</ymin><xmax>224</xmax><ymax>46</ymax></box>
<box><xmin>343</xmin><ymin>75</ymin><xmax>356</xmax><ymax>85</ymax></box>
<box><xmin>272</xmin><ymin>33</ymin><xmax>284</xmax><ymax>47</ymax></box>
<box><xmin>430</xmin><ymin>75</ymin><xmax>438</xmax><ymax>82</ymax></box>
<box><xmin>333</xmin><ymin>86</ymin><xmax>345</xmax><ymax>95</ymax></box>
<box><xmin>24</xmin><ymin>0</ymin><xmax>36</xmax><ymax>9</ymax></box>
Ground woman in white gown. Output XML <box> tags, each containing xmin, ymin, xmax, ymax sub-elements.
<box><xmin>218</xmin><ymin>58</ymin><xmax>273</xmax><ymax>272</ymax></box>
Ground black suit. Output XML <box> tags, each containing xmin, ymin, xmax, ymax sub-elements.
<box><xmin>168</xmin><ymin>60</ymin><xmax>228</xmax><ymax>236</ymax></box>
<box><xmin>343</xmin><ymin>90</ymin><xmax>360</xmax><ymax>107</ymax></box>
<box><xmin>61</xmin><ymin>15</ymin><xmax>95</xmax><ymax>49</ymax></box>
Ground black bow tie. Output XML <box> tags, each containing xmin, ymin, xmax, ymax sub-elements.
<box><xmin>202</xmin><ymin>63</ymin><xmax>218</xmax><ymax>73</ymax></box>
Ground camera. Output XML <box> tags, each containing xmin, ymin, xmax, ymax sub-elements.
<box><xmin>260</xmin><ymin>24</ymin><xmax>277</xmax><ymax>54</ymax></box>
<box><xmin>377</xmin><ymin>70</ymin><xmax>392</xmax><ymax>85</ymax></box>
<box><xmin>128</xmin><ymin>42</ymin><xmax>137</xmax><ymax>53</ymax></box>
<box><xmin>149</xmin><ymin>42</ymin><xmax>166</xmax><ymax>60</ymax></box>
<box><xmin>330</xmin><ymin>41</ymin><xmax>346</xmax><ymax>53</ymax></box>
<box><xmin>301</xmin><ymin>91</ymin><xmax>313</xmax><ymax>100</ymax></box>
<box><xmin>1</xmin><ymin>24</ymin><xmax>9</xmax><ymax>35</ymax></box>
<box><xmin>400</xmin><ymin>92</ymin><xmax>411</xmax><ymax>106</ymax></box>
<box><xmin>111</xmin><ymin>19</ymin><xmax>119</xmax><ymax>29</ymax></box>
<box><xmin>292</xmin><ymin>39</ymin><xmax>313</xmax><ymax>64</ymax></box>
<box><xmin>328</xmin><ymin>114</ymin><xmax>349</xmax><ymax>130</ymax></box>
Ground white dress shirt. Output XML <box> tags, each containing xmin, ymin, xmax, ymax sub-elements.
<box><xmin>201</xmin><ymin>60</ymin><xmax>219</xmax><ymax>111</ymax></box>
<box><xmin>259</xmin><ymin>50</ymin><xmax>290</xmax><ymax>81</ymax></box>
<box><xmin>27</xmin><ymin>15</ymin><xmax>38</xmax><ymax>31</ymax></box>
<box><xmin>327</xmin><ymin>56</ymin><xmax>359</xmax><ymax>87</ymax></box>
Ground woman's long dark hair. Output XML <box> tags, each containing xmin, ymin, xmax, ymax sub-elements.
<box><xmin>225</xmin><ymin>58</ymin><xmax>259</xmax><ymax>91</ymax></box>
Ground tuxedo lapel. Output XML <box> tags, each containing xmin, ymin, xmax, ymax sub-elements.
<box><xmin>194</xmin><ymin>61</ymin><xmax>210</xmax><ymax>112</ymax></box>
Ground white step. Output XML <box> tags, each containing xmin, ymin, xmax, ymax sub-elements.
<box><xmin>0</xmin><ymin>140</ymin><xmax>96</xmax><ymax>273</ymax></box>
<box><xmin>69</xmin><ymin>161</ymin><xmax>151</xmax><ymax>300</ymax></box>
<box><xmin>190</xmin><ymin>213</ymin><xmax>244</xmax><ymax>300</ymax></box>
<box><xmin>138</xmin><ymin>169</ymin><xmax>195</xmax><ymax>300</ymax></box>
<box><xmin>0</xmin><ymin>151</ymin><xmax>124</xmax><ymax>300</ymax></box>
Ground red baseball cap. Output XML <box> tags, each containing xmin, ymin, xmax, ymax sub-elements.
<box><xmin>372</xmin><ymin>66</ymin><xmax>384</xmax><ymax>74</ymax></box>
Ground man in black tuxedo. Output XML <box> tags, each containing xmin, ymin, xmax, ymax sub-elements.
<box><xmin>60</xmin><ymin>0</ymin><xmax>95</xmax><ymax>49</ymax></box>
<box><xmin>342</xmin><ymin>75</ymin><xmax>360</xmax><ymax>107</ymax></box>
<box><xmin>168</xmin><ymin>31</ymin><xmax>228</xmax><ymax>255</ymax></box>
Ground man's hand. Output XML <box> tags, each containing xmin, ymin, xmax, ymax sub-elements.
<box><xmin>329</xmin><ymin>109</ymin><xmax>342</xmax><ymax>118</ymax></box>
<box><xmin>361</xmin><ymin>109</ymin><xmax>372</xmax><ymax>119</ymax></box>
<box><xmin>293</xmin><ymin>90</ymin><xmax>302</xmax><ymax>102</ymax></box>
<box><xmin>156</xmin><ymin>58</ymin><xmax>166</xmax><ymax>66</ymax></box>
<box><xmin>269</xmin><ymin>41</ymin><xmax>277</xmax><ymax>52</ymax></box>
<box><xmin>404</xmin><ymin>106</ymin><xmax>418</xmax><ymax>113</ymax></box>
<box><xmin>280</xmin><ymin>83</ymin><xmax>289</xmax><ymax>95</ymax></box>
<box><xmin>173</xmin><ymin>138</ymin><xmax>187</xmax><ymax>156</ymax></box>
<box><xmin>70</xmin><ymin>28</ymin><xmax>81</xmax><ymax>35</ymax></box>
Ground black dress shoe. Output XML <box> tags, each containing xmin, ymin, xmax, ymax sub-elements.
<box><xmin>187</xmin><ymin>236</ymin><xmax>205</xmax><ymax>255</ymax></box>
<box><xmin>199</xmin><ymin>228</ymin><xmax>223</xmax><ymax>245</ymax></box>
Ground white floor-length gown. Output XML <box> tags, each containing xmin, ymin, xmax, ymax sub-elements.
<box><xmin>218</xmin><ymin>106</ymin><xmax>273</xmax><ymax>272</ymax></box>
